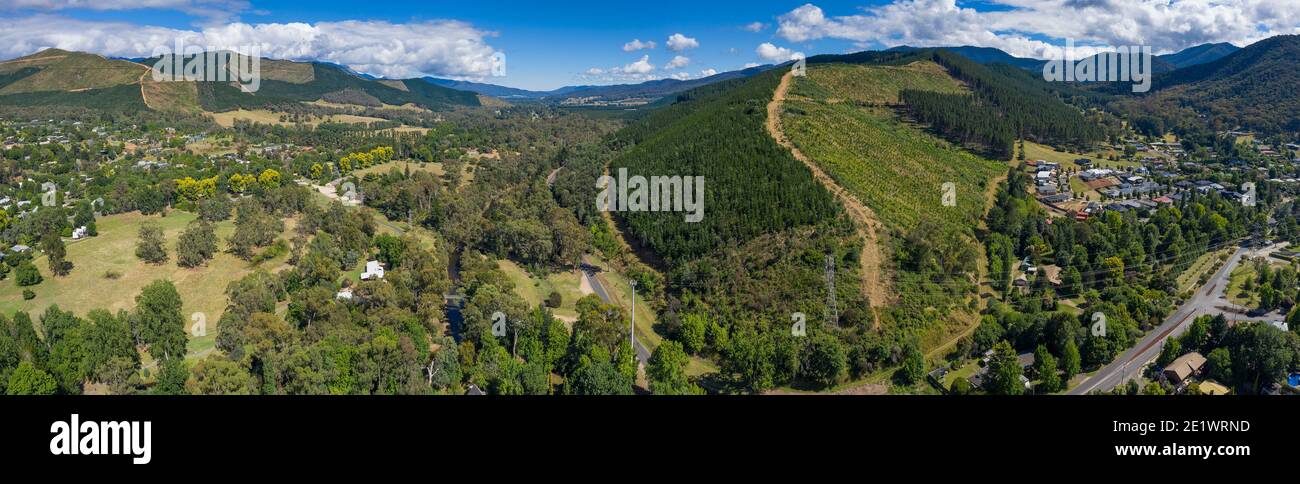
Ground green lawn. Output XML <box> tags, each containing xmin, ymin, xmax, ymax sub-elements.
<box><xmin>1022</xmin><ymin>140</ymin><xmax>1139</xmax><ymax>170</ymax></box>
<box><xmin>353</xmin><ymin>159</ymin><xmax>445</xmax><ymax>178</ymax></box>
<box><xmin>1177</xmin><ymin>249</ymin><xmax>1230</xmax><ymax>294</ymax></box>
<box><xmin>1226</xmin><ymin>264</ymin><xmax>1261</xmax><ymax>308</ymax></box>
<box><xmin>941</xmin><ymin>359</ymin><xmax>983</xmax><ymax>389</ymax></box>
<box><xmin>496</xmin><ymin>259</ymin><xmax>583</xmax><ymax>321</ymax></box>
<box><xmin>586</xmin><ymin>259</ymin><xmax>661</xmax><ymax>352</ymax></box>
<box><xmin>0</xmin><ymin>210</ymin><xmax>294</xmax><ymax>358</ymax></box>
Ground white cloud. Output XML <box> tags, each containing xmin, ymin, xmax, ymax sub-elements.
<box><xmin>623</xmin><ymin>38</ymin><xmax>656</xmax><ymax>51</ymax></box>
<box><xmin>743</xmin><ymin>22</ymin><xmax>766</xmax><ymax>33</ymax></box>
<box><xmin>581</xmin><ymin>58</ymin><xmax>720</xmax><ymax>84</ymax></box>
<box><xmin>666</xmin><ymin>33</ymin><xmax>699</xmax><ymax>51</ymax></box>
<box><xmin>664</xmin><ymin>55</ymin><xmax>690</xmax><ymax>69</ymax></box>
<box><xmin>743</xmin><ymin>62</ymin><xmax>761</xmax><ymax>68</ymax></box>
<box><xmin>620</xmin><ymin>54</ymin><xmax>655</xmax><ymax>74</ymax></box>
<box><xmin>775</xmin><ymin>1</ymin><xmax>1300</xmax><ymax>59</ymax></box>
<box><xmin>3</xmin><ymin>0</ymin><xmax>252</xmax><ymax>24</ymax></box>
<box><xmin>672</xmin><ymin>68</ymin><xmax>716</xmax><ymax>81</ymax></box>
<box><xmin>0</xmin><ymin>15</ymin><xmax>504</xmax><ymax>80</ymax></box>
<box><xmin>756</xmin><ymin>42</ymin><xmax>804</xmax><ymax>61</ymax></box>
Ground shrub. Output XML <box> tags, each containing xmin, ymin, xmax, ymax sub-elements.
<box><xmin>15</xmin><ymin>261</ymin><xmax>42</xmax><ymax>286</ymax></box>
<box><xmin>21</xmin><ymin>289</ymin><xmax>35</xmax><ymax>300</ymax></box>
<box><xmin>546</xmin><ymin>291</ymin><xmax>562</xmax><ymax>308</ymax></box>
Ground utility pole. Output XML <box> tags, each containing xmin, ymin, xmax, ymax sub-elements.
<box><xmin>630</xmin><ymin>280</ymin><xmax>637</xmax><ymax>363</ymax></box>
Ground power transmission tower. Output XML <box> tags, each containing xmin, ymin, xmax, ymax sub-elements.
<box><xmin>825</xmin><ymin>253</ymin><xmax>839</xmax><ymax>326</ymax></box>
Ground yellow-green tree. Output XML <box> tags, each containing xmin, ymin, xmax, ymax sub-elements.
<box><xmin>258</xmin><ymin>169</ymin><xmax>281</xmax><ymax>190</ymax></box>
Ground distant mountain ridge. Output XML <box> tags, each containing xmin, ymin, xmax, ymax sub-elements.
<box><xmin>887</xmin><ymin>45</ymin><xmax>1045</xmax><ymax>70</ymax></box>
<box><xmin>0</xmin><ymin>48</ymin><xmax>481</xmax><ymax>112</ymax></box>
<box><xmin>888</xmin><ymin>42</ymin><xmax>1239</xmax><ymax>73</ymax></box>
<box><xmin>1129</xmin><ymin>35</ymin><xmax>1300</xmax><ymax>133</ymax></box>
<box><xmin>1159</xmin><ymin>42</ymin><xmax>1240</xmax><ymax>69</ymax></box>
<box><xmin>421</xmin><ymin>64</ymin><xmax>775</xmax><ymax>102</ymax></box>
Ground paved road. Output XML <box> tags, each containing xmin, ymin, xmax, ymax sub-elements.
<box><xmin>581</xmin><ymin>267</ymin><xmax>652</xmax><ymax>364</ymax></box>
<box><xmin>1069</xmin><ymin>243</ymin><xmax>1284</xmax><ymax>394</ymax></box>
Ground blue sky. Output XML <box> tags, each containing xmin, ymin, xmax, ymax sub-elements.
<box><xmin>1</xmin><ymin>1</ymin><xmax>1295</xmax><ymax>91</ymax></box>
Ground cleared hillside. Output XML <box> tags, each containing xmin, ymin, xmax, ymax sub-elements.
<box><xmin>0</xmin><ymin>49</ymin><xmax>145</xmax><ymax>95</ymax></box>
<box><xmin>779</xmin><ymin>60</ymin><xmax>1004</xmax><ymax>357</ymax></box>
<box><xmin>782</xmin><ymin>62</ymin><xmax>1004</xmax><ymax>233</ymax></box>
<box><xmin>0</xmin><ymin>49</ymin><xmax>481</xmax><ymax>113</ymax></box>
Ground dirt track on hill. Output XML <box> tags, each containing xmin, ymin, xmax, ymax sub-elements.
<box><xmin>766</xmin><ymin>70</ymin><xmax>889</xmax><ymax>325</ymax></box>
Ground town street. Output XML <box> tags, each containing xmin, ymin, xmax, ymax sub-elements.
<box><xmin>1069</xmin><ymin>242</ymin><xmax>1287</xmax><ymax>394</ymax></box>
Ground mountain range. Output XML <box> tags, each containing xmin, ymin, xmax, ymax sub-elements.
<box><xmin>421</xmin><ymin>64</ymin><xmax>775</xmax><ymax>101</ymax></box>
<box><xmin>0</xmin><ymin>48</ymin><xmax>480</xmax><ymax>113</ymax></box>
<box><xmin>1127</xmin><ymin>35</ymin><xmax>1300</xmax><ymax>134</ymax></box>
<box><xmin>2</xmin><ymin>37</ymin><xmax>1295</xmax><ymax>137</ymax></box>
<box><xmin>888</xmin><ymin>42</ymin><xmax>1240</xmax><ymax>74</ymax></box>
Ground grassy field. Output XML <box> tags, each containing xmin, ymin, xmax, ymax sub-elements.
<box><xmin>353</xmin><ymin>160</ymin><xmax>446</xmax><ymax>179</ymax></box>
<box><xmin>783</xmin><ymin>62</ymin><xmax>1005</xmax><ymax>232</ymax></box>
<box><xmin>941</xmin><ymin>359</ymin><xmax>983</xmax><ymax>389</ymax></box>
<box><xmin>496</xmin><ymin>260</ymin><xmax>584</xmax><ymax>321</ymax></box>
<box><xmin>0</xmin><ymin>211</ymin><xmax>295</xmax><ymax>357</ymax></box>
<box><xmin>306</xmin><ymin>100</ymin><xmax>431</xmax><ymax>113</ymax></box>
<box><xmin>351</xmin><ymin>159</ymin><xmax>476</xmax><ymax>188</ymax></box>
<box><xmin>793</xmin><ymin>61</ymin><xmax>967</xmax><ymax>105</ymax></box>
<box><xmin>1223</xmin><ymin>262</ymin><xmax>1285</xmax><ymax>308</ymax></box>
<box><xmin>1226</xmin><ymin>265</ymin><xmax>1256</xmax><ymax>307</ymax></box>
<box><xmin>1021</xmin><ymin>141</ymin><xmax>1139</xmax><ymax>170</ymax></box>
<box><xmin>209</xmin><ymin>109</ymin><xmax>388</xmax><ymax>128</ymax></box>
<box><xmin>1177</xmin><ymin>249</ymin><xmax>1231</xmax><ymax>294</ymax></box>
<box><xmin>593</xmin><ymin>264</ymin><xmax>662</xmax><ymax>352</ymax></box>
<box><xmin>185</xmin><ymin>135</ymin><xmax>237</xmax><ymax>156</ymax></box>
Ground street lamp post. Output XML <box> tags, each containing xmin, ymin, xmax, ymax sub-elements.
<box><xmin>630</xmin><ymin>280</ymin><xmax>637</xmax><ymax>363</ymax></box>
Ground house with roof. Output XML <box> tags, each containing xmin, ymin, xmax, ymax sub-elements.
<box><xmin>361</xmin><ymin>260</ymin><xmax>385</xmax><ymax>280</ymax></box>
<box><xmin>1162</xmin><ymin>352</ymin><xmax>1207</xmax><ymax>386</ymax></box>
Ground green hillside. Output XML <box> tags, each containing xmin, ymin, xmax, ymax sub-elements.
<box><xmin>0</xmin><ymin>49</ymin><xmax>481</xmax><ymax>113</ymax></box>
<box><xmin>608</xmin><ymin>70</ymin><xmax>840</xmax><ymax>265</ymax></box>
<box><xmin>0</xmin><ymin>49</ymin><xmax>145</xmax><ymax>96</ymax></box>
<box><xmin>195</xmin><ymin>62</ymin><xmax>480</xmax><ymax>112</ymax></box>
<box><xmin>782</xmin><ymin>61</ymin><xmax>1004</xmax><ymax>233</ymax></box>
<box><xmin>1124</xmin><ymin>35</ymin><xmax>1300</xmax><ymax>134</ymax></box>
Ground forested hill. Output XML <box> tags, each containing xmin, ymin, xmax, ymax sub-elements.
<box><xmin>193</xmin><ymin>61</ymin><xmax>481</xmax><ymax>112</ymax></box>
<box><xmin>803</xmin><ymin>49</ymin><xmax>1103</xmax><ymax>158</ymax></box>
<box><xmin>1121</xmin><ymin>35</ymin><xmax>1300</xmax><ymax>135</ymax></box>
<box><xmin>605</xmin><ymin>69</ymin><xmax>875</xmax><ymax>392</ymax></box>
<box><xmin>608</xmin><ymin>70</ymin><xmax>840</xmax><ymax>265</ymax></box>
<box><xmin>0</xmin><ymin>48</ymin><xmax>481</xmax><ymax>112</ymax></box>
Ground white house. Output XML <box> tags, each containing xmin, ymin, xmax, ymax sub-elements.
<box><xmin>361</xmin><ymin>260</ymin><xmax>385</xmax><ymax>280</ymax></box>
<box><xmin>71</xmin><ymin>226</ymin><xmax>88</xmax><ymax>240</ymax></box>
<box><xmin>336</xmin><ymin>287</ymin><xmax>354</xmax><ymax>301</ymax></box>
